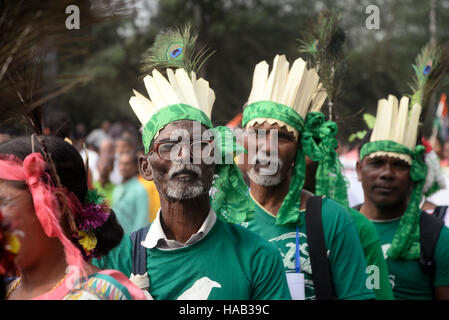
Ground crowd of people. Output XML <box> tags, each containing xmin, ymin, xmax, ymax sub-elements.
<box><xmin>1</xmin><ymin>24</ymin><xmax>449</xmax><ymax>302</ymax></box>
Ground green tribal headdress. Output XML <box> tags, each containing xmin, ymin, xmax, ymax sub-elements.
<box><xmin>242</xmin><ymin>55</ymin><xmax>342</xmax><ymax>226</ymax></box>
<box><xmin>129</xmin><ymin>27</ymin><xmax>252</xmax><ymax>224</ymax></box>
<box><xmin>360</xmin><ymin>94</ymin><xmax>426</xmax><ymax>260</ymax></box>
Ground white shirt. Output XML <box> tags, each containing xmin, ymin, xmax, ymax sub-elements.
<box><xmin>141</xmin><ymin>207</ymin><xmax>217</xmax><ymax>250</ymax></box>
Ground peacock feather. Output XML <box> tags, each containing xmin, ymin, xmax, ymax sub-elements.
<box><xmin>298</xmin><ymin>9</ymin><xmax>347</xmax><ymax>121</ymax></box>
<box><xmin>409</xmin><ymin>42</ymin><xmax>449</xmax><ymax>122</ymax></box>
<box><xmin>141</xmin><ymin>24</ymin><xmax>215</xmax><ymax>76</ymax></box>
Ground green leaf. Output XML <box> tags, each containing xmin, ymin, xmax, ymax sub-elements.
<box><xmin>348</xmin><ymin>130</ymin><xmax>367</xmax><ymax>142</ymax></box>
<box><xmin>363</xmin><ymin>113</ymin><xmax>376</xmax><ymax>129</ymax></box>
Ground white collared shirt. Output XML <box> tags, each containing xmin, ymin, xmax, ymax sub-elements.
<box><xmin>141</xmin><ymin>207</ymin><xmax>217</xmax><ymax>250</ymax></box>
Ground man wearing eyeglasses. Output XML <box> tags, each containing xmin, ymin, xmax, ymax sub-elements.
<box><xmin>93</xmin><ymin>60</ymin><xmax>291</xmax><ymax>299</ymax></box>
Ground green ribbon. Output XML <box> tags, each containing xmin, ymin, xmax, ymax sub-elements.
<box><xmin>210</xmin><ymin>126</ymin><xmax>253</xmax><ymax>223</ymax></box>
<box><xmin>303</xmin><ymin>112</ymin><xmax>349</xmax><ymax>209</ymax></box>
<box><xmin>242</xmin><ymin>101</ymin><xmax>306</xmax><ymax>226</ymax></box>
<box><xmin>360</xmin><ymin>140</ymin><xmax>427</xmax><ymax>260</ymax></box>
<box><xmin>142</xmin><ymin>103</ymin><xmax>253</xmax><ymax>223</ymax></box>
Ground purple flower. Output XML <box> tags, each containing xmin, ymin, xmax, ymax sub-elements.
<box><xmin>77</xmin><ymin>203</ymin><xmax>110</xmax><ymax>231</ymax></box>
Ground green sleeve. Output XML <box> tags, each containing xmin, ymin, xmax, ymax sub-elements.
<box><xmin>251</xmin><ymin>239</ymin><xmax>292</xmax><ymax>300</ymax></box>
<box><xmin>434</xmin><ymin>225</ymin><xmax>449</xmax><ymax>287</ymax></box>
<box><xmin>348</xmin><ymin>209</ymin><xmax>394</xmax><ymax>300</ymax></box>
<box><xmin>92</xmin><ymin>234</ymin><xmax>133</xmax><ymax>278</ymax></box>
<box><xmin>323</xmin><ymin>200</ymin><xmax>375</xmax><ymax>300</ymax></box>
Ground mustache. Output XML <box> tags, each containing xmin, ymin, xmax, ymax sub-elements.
<box><xmin>249</xmin><ymin>154</ymin><xmax>282</xmax><ymax>167</ymax></box>
<box><xmin>168</xmin><ymin>163</ymin><xmax>202</xmax><ymax>179</ymax></box>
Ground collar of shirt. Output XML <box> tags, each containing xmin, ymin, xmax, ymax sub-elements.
<box><xmin>141</xmin><ymin>207</ymin><xmax>217</xmax><ymax>250</ymax></box>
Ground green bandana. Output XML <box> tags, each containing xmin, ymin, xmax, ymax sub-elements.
<box><xmin>142</xmin><ymin>103</ymin><xmax>253</xmax><ymax>224</ymax></box>
<box><xmin>242</xmin><ymin>101</ymin><xmax>306</xmax><ymax>226</ymax></box>
<box><xmin>360</xmin><ymin>140</ymin><xmax>427</xmax><ymax>260</ymax></box>
<box><xmin>303</xmin><ymin>112</ymin><xmax>349</xmax><ymax>209</ymax></box>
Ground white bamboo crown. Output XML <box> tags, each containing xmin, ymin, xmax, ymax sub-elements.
<box><xmin>368</xmin><ymin>94</ymin><xmax>422</xmax><ymax>164</ymax></box>
<box><xmin>129</xmin><ymin>68</ymin><xmax>215</xmax><ymax>127</ymax></box>
<box><xmin>245</xmin><ymin>55</ymin><xmax>327</xmax><ymax>138</ymax></box>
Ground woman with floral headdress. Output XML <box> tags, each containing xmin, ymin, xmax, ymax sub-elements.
<box><xmin>0</xmin><ymin>136</ymin><xmax>146</xmax><ymax>300</ymax></box>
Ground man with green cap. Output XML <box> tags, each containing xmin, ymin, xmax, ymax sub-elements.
<box><xmin>355</xmin><ymin>93</ymin><xmax>449</xmax><ymax>300</ymax></box>
<box><xmin>94</xmin><ymin>28</ymin><xmax>291</xmax><ymax>300</ymax></box>
<box><xmin>240</xmin><ymin>54</ymin><xmax>375</xmax><ymax>300</ymax></box>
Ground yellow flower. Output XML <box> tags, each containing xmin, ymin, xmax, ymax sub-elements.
<box><xmin>78</xmin><ymin>231</ymin><xmax>97</xmax><ymax>253</ymax></box>
<box><xmin>5</xmin><ymin>232</ymin><xmax>21</xmax><ymax>254</ymax></box>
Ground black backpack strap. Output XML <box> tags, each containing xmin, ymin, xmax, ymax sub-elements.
<box><xmin>433</xmin><ymin>206</ymin><xmax>448</xmax><ymax>221</ymax></box>
<box><xmin>305</xmin><ymin>195</ymin><xmax>335</xmax><ymax>300</ymax></box>
<box><xmin>130</xmin><ymin>225</ymin><xmax>150</xmax><ymax>276</ymax></box>
<box><xmin>419</xmin><ymin>212</ymin><xmax>444</xmax><ymax>283</ymax></box>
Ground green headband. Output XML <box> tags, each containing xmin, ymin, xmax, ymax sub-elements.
<box><xmin>142</xmin><ymin>103</ymin><xmax>253</xmax><ymax>224</ymax></box>
<box><xmin>360</xmin><ymin>140</ymin><xmax>427</xmax><ymax>260</ymax></box>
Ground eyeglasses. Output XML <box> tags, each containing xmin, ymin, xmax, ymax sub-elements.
<box><xmin>152</xmin><ymin>140</ymin><xmax>214</xmax><ymax>161</ymax></box>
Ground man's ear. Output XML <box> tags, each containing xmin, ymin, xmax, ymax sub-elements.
<box><xmin>356</xmin><ymin>160</ymin><xmax>362</xmax><ymax>182</ymax></box>
<box><xmin>139</xmin><ymin>154</ymin><xmax>153</xmax><ymax>181</ymax></box>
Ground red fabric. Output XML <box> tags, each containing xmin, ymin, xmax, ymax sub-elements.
<box><xmin>0</xmin><ymin>153</ymin><xmax>85</xmax><ymax>279</ymax></box>
<box><xmin>421</xmin><ymin>137</ymin><xmax>433</xmax><ymax>153</ymax></box>
<box><xmin>441</xmin><ymin>93</ymin><xmax>447</xmax><ymax>118</ymax></box>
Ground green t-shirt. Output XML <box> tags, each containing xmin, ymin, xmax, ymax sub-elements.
<box><xmin>348</xmin><ymin>208</ymin><xmax>394</xmax><ymax>300</ymax></box>
<box><xmin>243</xmin><ymin>196</ymin><xmax>375</xmax><ymax>300</ymax></box>
<box><xmin>94</xmin><ymin>218</ymin><xmax>291</xmax><ymax>300</ymax></box>
<box><xmin>373</xmin><ymin>213</ymin><xmax>449</xmax><ymax>300</ymax></box>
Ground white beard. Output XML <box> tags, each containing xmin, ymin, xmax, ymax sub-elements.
<box><xmin>153</xmin><ymin>163</ymin><xmax>207</xmax><ymax>200</ymax></box>
<box><xmin>247</xmin><ymin>154</ymin><xmax>284</xmax><ymax>186</ymax></box>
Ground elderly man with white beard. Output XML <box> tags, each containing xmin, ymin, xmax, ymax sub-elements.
<box><xmin>239</xmin><ymin>55</ymin><xmax>375</xmax><ymax>300</ymax></box>
<box><xmin>93</xmin><ymin>30</ymin><xmax>291</xmax><ymax>299</ymax></box>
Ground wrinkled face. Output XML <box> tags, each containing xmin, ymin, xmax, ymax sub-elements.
<box><xmin>245</xmin><ymin>121</ymin><xmax>298</xmax><ymax>187</ymax></box>
<box><xmin>356</xmin><ymin>155</ymin><xmax>412</xmax><ymax>208</ymax></box>
<box><xmin>119</xmin><ymin>153</ymin><xmax>137</xmax><ymax>181</ymax></box>
<box><xmin>139</xmin><ymin>120</ymin><xmax>215</xmax><ymax>201</ymax></box>
<box><xmin>0</xmin><ymin>180</ymin><xmax>49</xmax><ymax>270</ymax></box>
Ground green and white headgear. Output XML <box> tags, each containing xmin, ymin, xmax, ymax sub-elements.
<box><xmin>129</xmin><ymin>26</ymin><xmax>253</xmax><ymax>224</ymax></box>
<box><xmin>242</xmin><ymin>55</ymin><xmax>347</xmax><ymax>226</ymax></box>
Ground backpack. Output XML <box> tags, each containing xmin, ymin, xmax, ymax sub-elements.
<box><xmin>352</xmin><ymin>203</ymin><xmax>444</xmax><ymax>282</ymax></box>
<box><xmin>305</xmin><ymin>196</ymin><xmax>335</xmax><ymax>300</ymax></box>
<box><xmin>130</xmin><ymin>225</ymin><xmax>151</xmax><ymax>277</ymax></box>
<box><xmin>433</xmin><ymin>206</ymin><xmax>448</xmax><ymax>222</ymax></box>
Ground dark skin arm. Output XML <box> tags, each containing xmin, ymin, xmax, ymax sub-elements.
<box><xmin>435</xmin><ymin>286</ymin><xmax>449</xmax><ymax>300</ymax></box>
